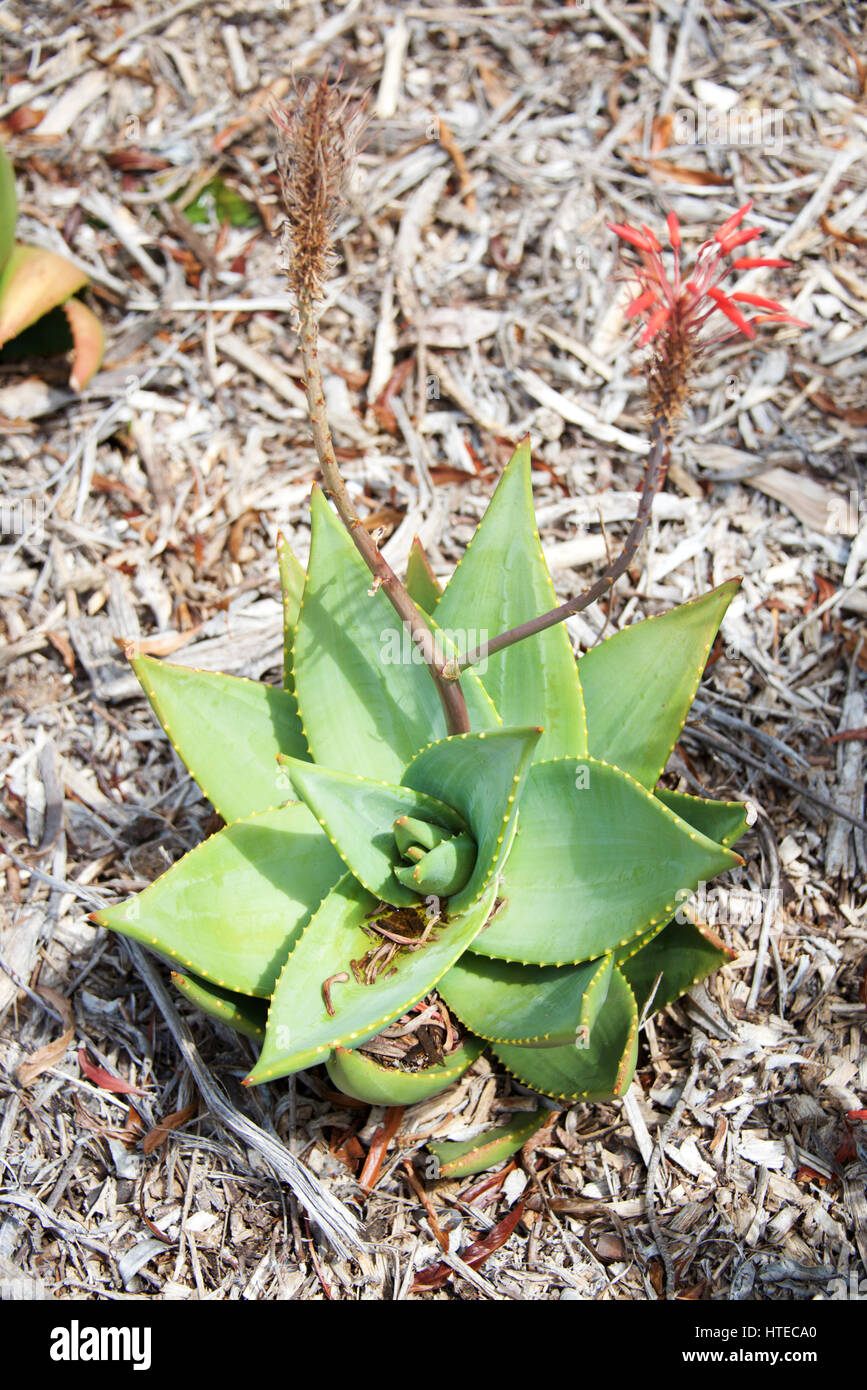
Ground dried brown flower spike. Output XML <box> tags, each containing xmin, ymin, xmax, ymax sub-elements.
<box><xmin>271</xmin><ymin>75</ymin><xmax>365</xmax><ymax>303</ymax></box>
<box><xmin>271</xmin><ymin>78</ymin><xmax>470</xmax><ymax>737</ymax></box>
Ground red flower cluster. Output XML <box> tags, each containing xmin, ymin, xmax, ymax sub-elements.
<box><xmin>607</xmin><ymin>201</ymin><xmax>806</xmax><ymax>348</ymax></box>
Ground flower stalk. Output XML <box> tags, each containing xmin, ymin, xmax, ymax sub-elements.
<box><xmin>446</xmin><ymin>201</ymin><xmax>803</xmax><ymax>680</ymax></box>
<box><xmin>273</xmin><ymin>78</ymin><xmax>470</xmax><ymax>735</ymax></box>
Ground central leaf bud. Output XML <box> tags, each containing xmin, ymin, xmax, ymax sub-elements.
<box><xmin>392</xmin><ymin>815</ymin><xmax>476</xmax><ymax>898</ymax></box>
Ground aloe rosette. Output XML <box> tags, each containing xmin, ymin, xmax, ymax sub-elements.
<box><xmin>96</xmin><ymin>440</ymin><xmax>747</xmax><ymax>1159</ymax></box>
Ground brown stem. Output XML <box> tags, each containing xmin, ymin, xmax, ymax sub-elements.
<box><xmin>297</xmin><ymin>294</ymin><xmax>470</xmax><ymax>735</ymax></box>
<box><xmin>443</xmin><ymin>419</ymin><xmax>670</xmax><ymax>677</ymax></box>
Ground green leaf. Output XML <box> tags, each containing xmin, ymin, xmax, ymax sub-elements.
<box><xmin>277</xmin><ymin>531</ymin><xmax>305</xmax><ymax>693</ymax></box>
<box><xmin>171</xmin><ymin>971</ymin><xmax>267</xmax><ymax>1040</ymax></box>
<box><xmin>394</xmin><ymin>816</ymin><xmax>450</xmax><ymax>855</ymax></box>
<box><xmin>653</xmin><ymin>787</ymin><xmax>748</xmax><ymax>848</ymax></box>
<box><xmin>491</xmin><ymin>966</ymin><xmax>639</xmax><ymax>1101</ymax></box>
<box><xmin>280</xmin><ymin>754</ymin><xmax>468</xmax><ymax>907</ymax></box>
<box><xmin>325</xmin><ymin>1037</ymin><xmax>484</xmax><ymax>1106</ymax></box>
<box><xmin>405</xmin><ymin>536</ymin><xmax>442</xmax><ymax>612</ymax></box>
<box><xmin>440</xmin><ymin>952</ymin><xmax>613</xmax><ymax>1047</ymax></box>
<box><xmin>577</xmin><ymin>581</ymin><xmax>739</xmax><ymax>788</ymax></box>
<box><xmin>293</xmin><ymin>489</ymin><xmax>496</xmax><ymax>784</ymax></box>
<box><xmin>614</xmin><ymin>921</ymin><xmax>665</xmax><ymax>968</ymax></box>
<box><xmin>0</xmin><ymin>141</ymin><xmax>17</xmax><ymax>271</ymax></box>
<box><xmin>620</xmin><ymin>918</ymin><xmax>734</xmax><ymax>1016</ymax></box>
<box><xmin>402</xmin><ymin>728</ymin><xmax>541</xmax><ymax>914</ymax></box>
<box><xmin>93</xmin><ymin>804</ymin><xmax>344</xmax><ymax>997</ymax></box>
<box><xmin>180</xmin><ymin>177</ymin><xmax>260</xmax><ymax>228</ymax></box>
<box><xmin>394</xmin><ymin>833</ymin><xmax>476</xmax><ymax>897</ymax></box>
<box><xmin>471</xmin><ymin>757</ymin><xmax>742</xmax><ymax>965</ymax></box>
<box><xmin>426</xmin><ymin>1111</ymin><xmax>551</xmax><ymax>1179</ymax></box>
<box><xmin>131</xmin><ymin>654</ymin><xmax>308</xmax><ymax>824</ymax></box>
<box><xmin>434</xmin><ymin>437</ymin><xmax>587</xmax><ymax>762</ymax></box>
<box><xmin>246</xmin><ymin>876</ymin><xmax>497</xmax><ymax>1082</ymax></box>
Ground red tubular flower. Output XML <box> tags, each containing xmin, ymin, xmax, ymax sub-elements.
<box><xmin>606</xmin><ymin>221</ymin><xmax>655</xmax><ymax>253</ymax></box>
<box><xmin>707</xmin><ymin>286</ymin><xmax>756</xmax><ymax>338</ymax></box>
<box><xmin>717</xmin><ymin>227</ymin><xmax>763</xmax><ymax>254</ymax></box>
<box><xmin>638</xmin><ymin>305</ymin><xmax>671</xmax><ymax>345</ymax></box>
<box><xmin>625</xmin><ymin>288</ymin><xmax>658</xmax><ymax>319</ymax></box>
<box><xmin>732</xmin><ymin>256</ymin><xmax>791</xmax><ymax>269</ymax></box>
<box><xmin>607</xmin><ymin>204</ymin><xmax>803</xmax><ymax>347</ymax></box>
<box><xmin>606</xmin><ymin>201</ymin><xmax>805</xmax><ymax>424</ymax></box>
<box><xmin>731</xmin><ymin>291</ymin><xmax>789</xmax><ymax>310</ymax></box>
<box><xmin>714</xmin><ymin>199</ymin><xmax>754</xmax><ymax>242</ymax></box>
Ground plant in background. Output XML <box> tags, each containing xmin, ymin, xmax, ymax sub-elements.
<box><xmin>95</xmin><ymin>79</ymin><xmax>802</xmax><ymax>1180</ymax></box>
<box><xmin>0</xmin><ymin>140</ymin><xmax>104</xmax><ymax>389</ymax></box>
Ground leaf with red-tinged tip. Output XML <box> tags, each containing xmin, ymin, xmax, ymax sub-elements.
<box><xmin>78</xmin><ymin>1047</ymin><xmax>147</xmax><ymax>1095</ymax></box>
<box><xmin>666</xmin><ymin>211</ymin><xmax>681</xmax><ymax>250</ymax></box>
<box><xmin>638</xmin><ymin>305</ymin><xmax>670</xmax><ymax>344</ymax></box>
<box><xmin>719</xmin><ymin>226</ymin><xmax>762</xmax><ymax>254</ymax></box>
<box><xmin>707</xmin><ymin>287</ymin><xmax>756</xmax><ymax>338</ymax></box>
<box><xmin>63</xmin><ymin>297</ymin><xmax>104</xmax><ymax>389</ymax></box>
<box><xmin>731</xmin><ymin>291</ymin><xmax>788</xmax><ymax>311</ymax></box>
<box><xmin>412</xmin><ymin>1201</ymin><xmax>525</xmax><ymax>1290</ymax></box>
<box><xmin>714</xmin><ymin>199</ymin><xmax>753</xmax><ymax>243</ymax></box>
<box><xmin>732</xmin><ymin>256</ymin><xmax>791</xmax><ymax>269</ymax></box>
<box><xmin>606</xmin><ymin>221</ymin><xmax>654</xmax><ymax>253</ymax></box>
<box><xmin>620</xmin><ymin>919</ymin><xmax>735</xmax><ymax>1016</ymax></box>
<box><xmin>625</xmin><ymin>288</ymin><xmax>657</xmax><ymax>319</ymax></box>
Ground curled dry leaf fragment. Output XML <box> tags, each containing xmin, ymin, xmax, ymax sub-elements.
<box><xmin>17</xmin><ymin>986</ymin><xmax>75</xmax><ymax>1087</ymax></box>
<box><xmin>63</xmin><ymin>297</ymin><xmax>105</xmax><ymax>391</ymax></box>
<box><xmin>0</xmin><ymin>141</ymin><xmax>105</xmax><ymax>389</ymax></box>
<box><xmin>0</xmin><ymin>244</ymin><xmax>87</xmax><ymax>348</ymax></box>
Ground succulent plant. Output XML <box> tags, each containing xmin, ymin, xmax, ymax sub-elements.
<box><xmin>95</xmin><ymin>437</ymin><xmax>748</xmax><ymax>1164</ymax></box>
<box><xmin>0</xmin><ymin>140</ymin><xmax>104</xmax><ymax>389</ymax></box>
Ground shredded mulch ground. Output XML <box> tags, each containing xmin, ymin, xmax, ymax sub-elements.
<box><xmin>0</xmin><ymin>0</ymin><xmax>865</xmax><ymax>1300</ymax></box>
